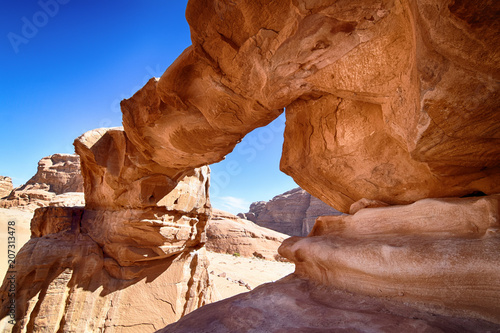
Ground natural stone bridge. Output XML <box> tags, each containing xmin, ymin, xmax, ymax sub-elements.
<box><xmin>1</xmin><ymin>0</ymin><xmax>499</xmax><ymax>331</ymax></box>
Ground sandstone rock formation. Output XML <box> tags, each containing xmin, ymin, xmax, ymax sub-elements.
<box><xmin>239</xmin><ymin>187</ymin><xmax>342</xmax><ymax>236</ymax></box>
<box><xmin>206</xmin><ymin>209</ymin><xmax>288</xmax><ymax>260</ymax></box>
<box><xmin>25</xmin><ymin>154</ymin><xmax>83</xmax><ymax>194</ymax></box>
<box><xmin>280</xmin><ymin>195</ymin><xmax>500</xmax><ymax>323</ymax></box>
<box><xmin>159</xmin><ymin>275</ymin><xmax>500</xmax><ymax>333</ymax></box>
<box><xmin>0</xmin><ymin>154</ymin><xmax>84</xmax><ymax>211</ymax></box>
<box><xmin>2</xmin><ymin>0</ymin><xmax>499</xmax><ymax>331</ymax></box>
<box><xmin>161</xmin><ymin>195</ymin><xmax>500</xmax><ymax>332</ymax></box>
<box><xmin>122</xmin><ymin>0</ymin><xmax>499</xmax><ymax>214</ymax></box>
<box><xmin>0</xmin><ymin>177</ymin><xmax>13</xmax><ymax>199</ymax></box>
<box><xmin>0</xmin><ymin>206</ymin><xmax>214</xmax><ymax>332</ymax></box>
<box><xmin>0</xmin><ymin>128</ymin><xmax>217</xmax><ymax>332</ymax></box>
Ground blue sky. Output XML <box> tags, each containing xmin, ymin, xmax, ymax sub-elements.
<box><xmin>0</xmin><ymin>1</ymin><xmax>297</xmax><ymax>214</ymax></box>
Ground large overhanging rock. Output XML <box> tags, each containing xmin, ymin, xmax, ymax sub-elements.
<box><xmin>121</xmin><ymin>0</ymin><xmax>499</xmax><ymax>213</ymax></box>
<box><xmin>2</xmin><ymin>0</ymin><xmax>499</xmax><ymax>330</ymax></box>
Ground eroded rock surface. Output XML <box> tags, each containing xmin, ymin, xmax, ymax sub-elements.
<box><xmin>280</xmin><ymin>195</ymin><xmax>500</xmax><ymax>323</ymax></box>
<box><xmin>0</xmin><ymin>177</ymin><xmax>13</xmax><ymax>199</ymax></box>
<box><xmin>159</xmin><ymin>275</ymin><xmax>500</xmax><ymax>333</ymax></box>
<box><xmin>0</xmin><ymin>154</ymin><xmax>84</xmax><ymax>211</ymax></box>
<box><xmin>0</xmin><ymin>127</ymin><xmax>217</xmax><ymax>332</ymax></box>
<box><xmin>121</xmin><ymin>0</ymin><xmax>499</xmax><ymax>214</ymax></box>
<box><xmin>2</xmin><ymin>0</ymin><xmax>499</xmax><ymax>330</ymax></box>
<box><xmin>239</xmin><ymin>188</ymin><xmax>342</xmax><ymax>236</ymax></box>
<box><xmin>25</xmin><ymin>154</ymin><xmax>83</xmax><ymax>194</ymax></box>
<box><xmin>206</xmin><ymin>209</ymin><xmax>288</xmax><ymax>260</ymax></box>
<box><xmin>0</xmin><ymin>207</ymin><xmax>214</xmax><ymax>332</ymax></box>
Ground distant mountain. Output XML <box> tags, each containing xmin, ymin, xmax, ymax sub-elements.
<box><xmin>238</xmin><ymin>187</ymin><xmax>342</xmax><ymax>237</ymax></box>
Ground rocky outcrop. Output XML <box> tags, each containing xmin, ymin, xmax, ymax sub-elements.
<box><xmin>25</xmin><ymin>154</ymin><xmax>83</xmax><ymax>194</ymax></box>
<box><xmin>0</xmin><ymin>154</ymin><xmax>84</xmax><ymax>211</ymax></box>
<box><xmin>279</xmin><ymin>195</ymin><xmax>500</xmax><ymax>323</ymax></box>
<box><xmin>2</xmin><ymin>0</ymin><xmax>499</xmax><ymax>330</ymax></box>
<box><xmin>0</xmin><ymin>177</ymin><xmax>13</xmax><ymax>199</ymax></box>
<box><xmin>239</xmin><ymin>188</ymin><xmax>342</xmax><ymax>236</ymax></box>
<box><xmin>0</xmin><ymin>128</ymin><xmax>217</xmax><ymax>332</ymax></box>
<box><xmin>162</xmin><ymin>195</ymin><xmax>500</xmax><ymax>332</ymax></box>
<box><xmin>279</xmin><ymin>0</ymin><xmax>500</xmax><ymax>213</ymax></box>
<box><xmin>206</xmin><ymin>209</ymin><xmax>288</xmax><ymax>260</ymax></box>
<box><xmin>121</xmin><ymin>0</ymin><xmax>499</xmax><ymax>214</ymax></box>
<box><xmin>159</xmin><ymin>275</ymin><xmax>500</xmax><ymax>333</ymax></box>
<box><xmin>0</xmin><ymin>206</ymin><xmax>214</xmax><ymax>332</ymax></box>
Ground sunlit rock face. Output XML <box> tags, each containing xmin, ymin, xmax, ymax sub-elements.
<box><xmin>159</xmin><ymin>275</ymin><xmax>500</xmax><ymax>333</ymax></box>
<box><xmin>240</xmin><ymin>188</ymin><xmax>342</xmax><ymax>236</ymax></box>
<box><xmin>26</xmin><ymin>154</ymin><xmax>83</xmax><ymax>194</ymax></box>
<box><xmin>2</xmin><ymin>0</ymin><xmax>499</xmax><ymax>330</ymax></box>
<box><xmin>206</xmin><ymin>209</ymin><xmax>288</xmax><ymax>260</ymax></box>
<box><xmin>0</xmin><ymin>128</ymin><xmax>216</xmax><ymax>332</ymax></box>
<box><xmin>0</xmin><ymin>154</ymin><xmax>84</xmax><ymax>211</ymax></box>
<box><xmin>0</xmin><ymin>176</ymin><xmax>13</xmax><ymax>199</ymax></box>
<box><xmin>123</xmin><ymin>0</ymin><xmax>498</xmax><ymax>214</ymax></box>
<box><xmin>280</xmin><ymin>195</ymin><xmax>500</xmax><ymax>323</ymax></box>
<box><xmin>279</xmin><ymin>0</ymin><xmax>500</xmax><ymax>212</ymax></box>
<box><xmin>0</xmin><ymin>206</ymin><xmax>215</xmax><ymax>332</ymax></box>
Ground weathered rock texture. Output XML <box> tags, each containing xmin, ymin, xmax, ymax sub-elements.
<box><xmin>0</xmin><ymin>154</ymin><xmax>84</xmax><ymax>211</ymax></box>
<box><xmin>0</xmin><ymin>128</ymin><xmax>217</xmax><ymax>332</ymax></box>
<box><xmin>279</xmin><ymin>0</ymin><xmax>500</xmax><ymax>213</ymax></box>
<box><xmin>0</xmin><ymin>177</ymin><xmax>13</xmax><ymax>199</ymax></box>
<box><xmin>239</xmin><ymin>187</ymin><xmax>342</xmax><ymax>236</ymax></box>
<box><xmin>0</xmin><ymin>206</ymin><xmax>214</xmax><ymax>332</ymax></box>
<box><xmin>280</xmin><ymin>195</ymin><xmax>500</xmax><ymax>324</ymax></box>
<box><xmin>26</xmin><ymin>154</ymin><xmax>83</xmax><ymax>194</ymax></box>
<box><xmin>3</xmin><ymin>0</ymin><xmax>500</xmax><ymax>330</ymax></box>
<box><xmin>120</xmin><ymin>0</ymin><xmax>499</xmax><ymax>214</ymax></box>
<box><xmin>159</xmin><ymin>275</ymin><xmax>500</xmax><ymax>333</ymax></box>
<box><xmin>206</xmin><ymin>209</ymin><xmax>288</xmax><ymax>260</ymax></box>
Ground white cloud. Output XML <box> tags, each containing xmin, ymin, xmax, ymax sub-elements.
<box><xmin>212</xmin><ymin>196</ymin><xmax>250</xmax><ymax>215</ymax></box>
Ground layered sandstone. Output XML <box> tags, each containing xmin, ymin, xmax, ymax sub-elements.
<box><xmin>239</xmin><ymin>187</ymin><xmax>342</xmax><ymax>236</ymax></box>
<box><xmin>279</xmin><ymin>195</ymin><xmax>500</xmax><ymax>323</ymax></box>
<box><xmin>2</xmin><ymin>0</ymin><xmax>499</xmax><ymax>330</ymax></box>
<box><xmin>0</xmin><ymin>154</ymin><xmax>84</xmax><ymax>211</ymax></box>
<box><xmin>119</xmin><ymin>0</ymin><xmax>499</xmax><ymax>214</ymax></box>
<box><xmin>25</xmin><ymin>154</ymin><xmax>83</xmax><ymax>194</ymax></box>
<box><xmin>0</xmin><ymin>177</ymin><xmax>13</xmax><ymax>199</ymax></box>
<box><xmin>0</xmin><ymin>128</ymin><xmax>217</xmax><ymax>332</ymax></box>
<box><xmin>0</xmin><ymin>207</ymin><xmax>214</xmax><ymax>332</ymax></box>
<box><xmin>206</xmin><ymin>209</ymin><xmax>288</xmax><ymax>260</ymax></box>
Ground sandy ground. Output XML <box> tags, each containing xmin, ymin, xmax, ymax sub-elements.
<box><xmin>0</xmin><ymin>208</ymin><xmax>295</xmax><ymax>303</ymax></box>
<box><xmin>206</xmin><ymin>252</ymin><xmax>295</xmax><ymax>300</ymax></box>
<box><xmin>0</xmin><ymin>208</ymin><xmax>33</xmax><ymax>280</ymax></box>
